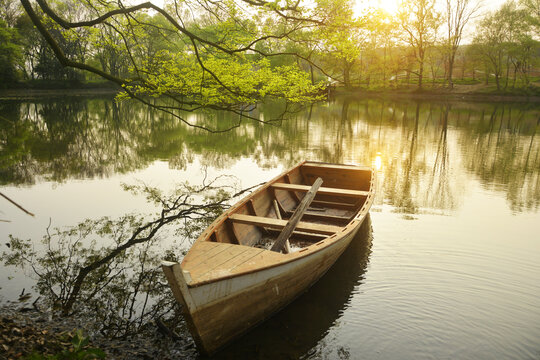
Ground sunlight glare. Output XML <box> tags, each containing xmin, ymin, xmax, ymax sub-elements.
<box><xmin>374</xmin><ymin>152</ymin><xmax>382</xmax><ymax>171</ymax></box>
<box><xmin>354</xmin><ymin>0</ymin><xmax>399</xmax><ymax>15</ymax></box>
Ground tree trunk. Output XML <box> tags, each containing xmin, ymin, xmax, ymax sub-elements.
<box><xmin>447</xmin><ymin>53</ymin><xmax>455</xmax><ymax>88</ymax></box>
<box><xmin>504</xmin><ymin>57</ymin><xmax>510</xmax><ymax>89</ymax></box>
<box><xmin>343</xmin><ymin>60</ymin><xmax>352</xmax><ymax>90</ymax></box>
<box><xmin>418</xmin><ymin>62</ymin><xmax>424</xmax><ymax>90</ymax></box>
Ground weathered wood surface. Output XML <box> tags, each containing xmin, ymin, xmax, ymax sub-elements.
<box><xmin>271</xmin><ymin>182</ymin><xmax>369</xmax><ymax>197</ymax></box>
<box><xmin>184</xmin><ymin>224</ymin><xmax>361</xmax><ymax>355</ymax></box>
<box><xmin>311</xmin><ymin>199</ymin><xmax>357</xmax><ymax>209</ymax></box>
<box><xmin>301</xmin><ymin>163</ymin><xmax>372</xmax><ymax>191</ymax></box>
<box><xmin>181</xmin><ymin>241</ymin><xmax>283</xmax><ymax>285</ymax></box>
<box><xmin>162</xmin><ymin>160</ymin><xmax>376</xmax><ymax>356</ymax></box>
<box><xmin>285</xmin><ymin>209</ymin><xmax>351</xmax><ymax>223</ymax></box>
<box><xmin>301</xmin><ymin>162</ymin><xmax>371</xmax><ymax>171</ymax></box>
<box><xmin>228</xmin><ymin>213</ymin><xmax>340</xmax><ymax>235</ymax></box>
<box><xmin>273</xmin><ymin>200</ymin><xmax>291</xmax><ymax>253</ymax></box>
<box><xmin>270</xmin><ymin>177</ymin><xmax>323</xmax><ymax>253</ymax></box>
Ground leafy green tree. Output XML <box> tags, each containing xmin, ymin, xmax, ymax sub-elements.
<box><xmin>473</xmin><ymin>1</ymin><xmax>533</xmax><ymax>90</ymax></box>
<box><xmin>0</xmin><ymin>19</ymin><xmax>22</xmax><ymax>86</ymax></box>
<box><xmin>19</xmin><ymin>0</ymin><xmax>325</xmax><ymax>130</ymax></box>
<box><xmin>363</xmin><ymin>11</ymin><xmax>400</xmax><ymax>87</ymax></box>
<box><xmin>520</xmin><ymin>0</ymin><xmax>540</xmax><ymax>29</ymax></box>
<box><xmin>314</xmin><ymin>0</ymin><xmax>366</xmax><ymax>88</ymax></box>
<box><xmin>397</xmin><ymin>0</ymin><xmax>441</xmax><ymax>90</ymax></box>
<box><xmin>443</xmin><ymin>0</ymin><xmax>480</xmax><ymax>87</ymax></box>
<box><xmin>0</xmin><ymin>0</ymin><xmax>21</xmax><ymax>26</ymax></box>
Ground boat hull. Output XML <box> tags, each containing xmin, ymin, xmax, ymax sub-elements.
<box><xmin>162</xmin><ymin>161</ymin><xmax>375</xmax><ymax>355</ymax></box>
<box><xmin>163</xmin><ymin>218</ymin><xmax>365</xmax><ymax>355</ymax></box>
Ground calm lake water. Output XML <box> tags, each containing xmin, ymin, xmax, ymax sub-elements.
<box><xmin>1</xmin><ymin>95</ymin><xmax>539</xmax><ymax>359</ymax></box>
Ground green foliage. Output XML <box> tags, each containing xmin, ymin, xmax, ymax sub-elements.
<box><xmin>397</xmin><ymin>0</ymin><xmax>442</xmax><ymax>89</ymax></box>
<box><xmin>25</xmin><ymin>330</ymin><xmax>105</xmax><ymax>360</ymax></box>
<box><xmin>3</xmin><ymin>0</ymin><xmax>539</xmax><ymax>96</ymax></box>
<box><xmin>452</xmin><ymin>78</ymin><xmax>482</xmax><ymax>85</ymax></box>
<box><xmin>473</xmin><ymin>1</ymin><xmax>540</xmax><ymax>90</ymax></box>
<box><xmin>0</xmin><ymin>19</ymin><xmax>22</xmax><ymax>85</ymax></box>
<box><xmin>1</xmin><ymin>178</ymin><xmax>240</xmax><ymax>336</ymax></box>
<box><xmin>119</xmin><ymin>53</ymin><xmax>323</xmax><ymax>106</ymax></box>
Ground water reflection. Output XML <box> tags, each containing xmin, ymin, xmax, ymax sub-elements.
<box><xmin>210</xmin><ymin>217</ymin><xmax>372</xmax><ymax>360</ymax></box>
<box><xmin>1</xmin><ymin>97</ymin><xmax>539</xmax><ymax>213</ymax></box>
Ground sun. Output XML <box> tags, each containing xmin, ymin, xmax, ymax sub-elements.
<box><xmin>354</xmin><ymin>0</ymin><xmax>400</xmax><ymax>16</ymax></box>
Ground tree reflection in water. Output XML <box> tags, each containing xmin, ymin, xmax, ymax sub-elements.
<box><xmin>1</xmin><ymin>97</ymin><xmax>539</xmax><ymax>214</ymax></box>
<box><xmin>1</xmin><ymin>179</ymin><xmax>248</xmax><ymax>340</ymax></box>
<box><xmin>1</xmin><ymin>95</ymin><xmax>539</xmax><ymax>355</ymax></box>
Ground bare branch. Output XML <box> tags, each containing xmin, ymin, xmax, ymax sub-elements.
<box><xmin>0</xmin><ymin>191</ymin><xmax>35</xmax><ymax>217</ymax></box>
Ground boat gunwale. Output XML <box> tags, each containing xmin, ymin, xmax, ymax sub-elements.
<box><xmin>182</xmin><ymin>160</ymin><xmax>376</xmax><ymax>288</ymax></box>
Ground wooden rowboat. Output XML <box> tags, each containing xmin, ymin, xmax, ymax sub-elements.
<box><xmin>162</xmin><ymin>161</ymin><xmax>375</xmax><ymax>355</ymax></box>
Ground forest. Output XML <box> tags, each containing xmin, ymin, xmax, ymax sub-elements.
<box><xmin>1</xmin><ymin>0</ymin><xmax>539</xmax><ymax>97</ymax></box>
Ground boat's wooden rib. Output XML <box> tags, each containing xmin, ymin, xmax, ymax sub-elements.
<box><xmin>284</xmin><ymin>173</ymin><xmax>303</xmax><ymax>203</ymax></box>
<box><xmin>310</xmin><ymin>199</ymin><xmax>358</xmax><ymax>209</ymax></box>
<box><xmin>271</xmin><ymin>182</ymin><xmax>369</xmax><ymax>197</ymax></box>
<box><xmin>284</xmin><ymin>209</ymin><xmax>351</xmax><ymax>223</ymax></box>
<box><xmin>162</xmin><ymin>160</ymin><xmax>375</xmax><ymax>356</ymax></box>
<box><xmin>265</xmin><ymin>228</ymin><xmax>328</xmax><ymax>242</ymax></box>
<box><xmin>228</xmin><ymin>213</ymin><xmax>340</xmax><ymax>235</ymax></box>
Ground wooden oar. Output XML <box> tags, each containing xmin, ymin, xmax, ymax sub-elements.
<box><xmin>273</xmin><ymin>200</ymin><xmax>291</xmax><ymax>254</ymax></box>
<box><xmin>270</xmin><ymin>177</ymin><xmax>323</xmax><ymax>253</ymax></box>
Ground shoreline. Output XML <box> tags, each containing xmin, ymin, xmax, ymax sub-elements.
<box><xmin>0</xmin><ymin>304</ymin><xmax>196</xmax><ymax>359</ymax></box>
<box><xmin>346</xmin><ymin>91</ymin><xmax>540</xmax><ymax>103</ymax></box>
<box><xmin>0</xmin><ymin>88</ymin><xmax>120</xmax><ymax>100</ymax></box>
<box><xmin>1</xmin><ymin>84</ymin><xmax>540</xmax><ymax>103</ymax></box>
<box><xmin>332</xmin><ymin>86</ymin><xmax>540</xmax><ymax>103</ymax></box>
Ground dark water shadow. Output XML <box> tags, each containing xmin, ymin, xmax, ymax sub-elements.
<box><xmin>206</xmin><ymin>216</ymin><xmax>373</xmax><ymax>359</ymax></box>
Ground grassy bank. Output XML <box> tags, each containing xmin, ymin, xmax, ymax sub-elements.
<box><xmin>2</xmin><ymin>79</ymin><xmax>539</xmax><ymax>102</ymax></box>
<box><xmin>4</xmin><ymin>79</ymin><xmax>119</xmax><ymax>90</ymax></box>
<box><xmin>332</xmin><ymin>81</ymin><xmax>540</xmax><ymax>102</ymax></box>
<box><xmin>0</xmin><ymin>80</ymin><xmax>121</xmax><ymax>100</ymax></box>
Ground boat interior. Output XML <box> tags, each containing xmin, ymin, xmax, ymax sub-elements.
<box><xmin>205</xmin><ymin>162</ymin><xmax>373</xmax><ymax>253</ymax></box>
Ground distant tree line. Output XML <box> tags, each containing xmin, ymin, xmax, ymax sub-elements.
<box><xmin>0</xmin><ymin>0</ymin><xmax>538</xmax><ymax>93</ymax></box>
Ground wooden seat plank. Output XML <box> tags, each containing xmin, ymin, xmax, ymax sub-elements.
<box><xmin>271</xmin><ymin>183</ymin><xmax>369</xmax><ymax>197</ymax></box>
<box><xmin>228</xmin><ymin>213</ymin><xmax>340</xmax><ymax>235</ymax></box>
<box><xmin>265</xmin><ymin>228</ymin><xmax>328</xmax><ymax>242</ymax></box>
<box><xmin>285</xmin><ymin>210</ymin><xmax>352</xmax><ymax>223</ymax></box>
<box><xmin>271</xmin><ymin>177</ymin><xmax>323</xmax><ymax>252</ymax></box>
<box><xmin>311</xmin><ymin>199</ymin><xmax>357</xmax><ymax>209</ymax></box>
<box><xmin>303</xmin><ymin>163</ymin><xmax>370</xmax><ymax>171</ymax></box>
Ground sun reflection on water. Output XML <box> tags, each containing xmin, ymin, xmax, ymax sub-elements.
<box><xmin>374</xmin><ymin>153</ymin><xmax>382</xmax><ymax>171</ymax></box>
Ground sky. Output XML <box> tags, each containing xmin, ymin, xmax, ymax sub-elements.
<box><xmin>353</xmin><ymin>0</ymin><xmax>507</xmax><ymax>16</ymax></box>
<box><xmin>144</xmin><ymin>0</ymin><xmax>507</xmax><ymax>17</ymax></box>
